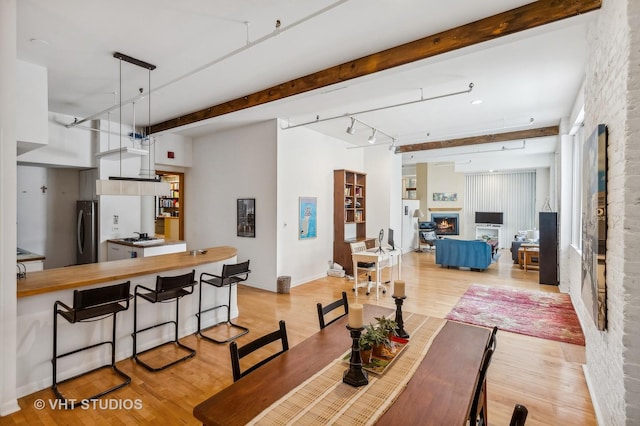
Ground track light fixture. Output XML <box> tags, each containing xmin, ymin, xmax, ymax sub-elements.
<box><xmin>346</xmin><ymin>117</ymin><xmax>356</xmax><ymax>135</ymax></box>
<box><xmin>368</xmin><ymin>129</ymin><xmax>377</xmax><ymax>144</ymax></box>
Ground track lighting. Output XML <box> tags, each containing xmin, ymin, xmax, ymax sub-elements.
<box><xmin>368</xmin><ymin>129</ymin><xmax>377</xmax><ymax>144</ymax></box>
<box><xmin>346</xmin><ymin>117</ymin><xmax>356</xmax><ymax>135</ymax></box>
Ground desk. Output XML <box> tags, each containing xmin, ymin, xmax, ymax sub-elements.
<box><xmin>193</xmin><ymin>307</ymin><xmax>490</xmax><ymax>426</ymax></box>
<box><xmin>351</xmin><ymin>247</ymin><xmax>402</xmax><ymax>299</ymax></box>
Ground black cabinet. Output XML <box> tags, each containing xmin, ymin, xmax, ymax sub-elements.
<box><xmin>539</xmin><ymin>212</ymin><xmax>558</xmax><ymax>285</ymax></box>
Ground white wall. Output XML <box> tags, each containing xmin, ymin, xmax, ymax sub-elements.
<box><xmin>187</xmin><ymin>120</ymin><xmax>278</xmax><ymax>291</ymax></box>
<box><xmin>16</xmin><ymin>60</ymin><xmax>47</xmax><ymax>150</ymax></box>
<box><xmin>17</xmin><ymin>113</ymin><xmax>96</xmax><ymax>168</ymax></box>
<box><xmin>564</xmin><ymin>0</ymin><xmax>638</xmax><ymax>423</ymax></box>
<box><xmin>17</xmin><ymin>166</ymin><xmax>79</xmax><ymax>268</ymax></box>
<box><xmin>277</xmin><ymin>124</ymin><xmax>363</xmax><ymax>285</ymax></box>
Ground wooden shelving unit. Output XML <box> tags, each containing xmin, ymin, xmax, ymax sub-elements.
<box><xmin>334</xmin><ymin>169</ymin><xmax>372</xmax><ymax>276</ymax></box>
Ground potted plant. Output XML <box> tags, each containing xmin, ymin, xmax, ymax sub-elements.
<box><xmin>375</xmin><ymin>316</ymin><xmax>398</xmax><ymax>339</ymax></box>
<box><xmin>358</xmin><ymin>324</ymin><xmax>376</xmax><ymax>364</ymax></box>
<box><xmin>367</xmin><ymin>324</ymin><xmax>392</xmax><ymax>358</ymax></box>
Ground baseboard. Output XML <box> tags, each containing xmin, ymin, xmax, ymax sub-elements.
<box><xmin>582</xmin><ymin>364</ymin><xmax>605</xmax><ymax>425</ymax></box>
<box><xmin>0</xmin><ymin>399</ymin><xmax>20</xmax><ymax>417</ymax></box>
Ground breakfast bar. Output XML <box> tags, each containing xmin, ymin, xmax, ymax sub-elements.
<box><xmin>15</xmin><ymin>246</ymin><xmax>238</xmax><ymax>399</ymax></box>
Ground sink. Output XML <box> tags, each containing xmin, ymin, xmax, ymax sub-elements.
<box><xmin>17</xmin><ymin>248</ymin><xmax>28</xmax><ymax>256</ymax></box>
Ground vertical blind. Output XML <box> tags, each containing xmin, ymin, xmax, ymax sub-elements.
<box><xmin>463</xmin><ymin>171</ymin><xmax>536</xmax><ymax>248</ymax></box>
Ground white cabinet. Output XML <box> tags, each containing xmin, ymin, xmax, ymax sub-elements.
<box><xmin>475</xmin><ymin>225</ymin><xmax>502</xmax><ymax>246</ymax></box>
<box><xmin>18</xmin><ymin>260</ymin><xmax>44</xmax><ymax>273</ymax></box>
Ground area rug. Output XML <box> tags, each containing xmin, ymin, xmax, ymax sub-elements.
<box><xmin>445</xmin><ymin>284</ymin><xmax>585</xmax><ymax>345</ymax></box>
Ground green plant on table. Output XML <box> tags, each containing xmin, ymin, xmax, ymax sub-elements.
<box><xmin>375</xmin><ymin>316</ymin><xmax>398</xmax><ymax>338</ymax></box>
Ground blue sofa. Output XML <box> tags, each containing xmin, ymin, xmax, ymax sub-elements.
<box><xmin>434</xmin><ymin>238</ymin><xmax>493</xmax><ymax>271</ymax></box>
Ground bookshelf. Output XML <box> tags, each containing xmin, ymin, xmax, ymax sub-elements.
<box><xmin>334</xmin><ymin>169</ymin><xmax>373</xmax><ymax>276</ymax></box>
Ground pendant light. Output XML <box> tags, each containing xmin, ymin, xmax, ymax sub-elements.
<box><xmin>96</xmin><ymin>52</ymin><xmax>169</xmax><ymax>196</ymax></box>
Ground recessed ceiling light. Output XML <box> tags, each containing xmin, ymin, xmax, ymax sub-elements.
<box><xmin>470</xmin><ymin>99</ymin><xmax>483</xmax><ymax>105</ymax></box>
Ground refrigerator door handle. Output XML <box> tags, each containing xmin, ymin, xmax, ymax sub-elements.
<box><xmin>77</xmin><ymin>209</ymin><xmax>84</xmax><ymax>255</ymax></box>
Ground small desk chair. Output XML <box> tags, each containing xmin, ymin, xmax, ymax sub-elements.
<box><xmin>197</xmin><ymin>260</ymin><xmax>250</xmax><ymax>344</ymax></box>
<box><xmin>317</xmin><ymin>291</ymin><xmax>349</xmax><ymax>329</ymax></box>
<box><xmin>350</xmin><ymin>241</ymin><xmax>376</xmax><ymax>295</ymax></box>
<box><xmin>469</xmin><ymin>327</ymin><xmax>498</xmax><ymax>426</ymax></box>
<box><xmin>229</xmin><ymin>320</ymin><xmax>289</xmax><ymax>382</ymax></box>
<box><xmin>132</xmin><ymin>270</ymin><xmax>196</xmax><ymax>371</ymax></box>
<box><xmin>52</xmin><ymin>281</ymin><xmax>132</xmax><ymax>409</ymax></box>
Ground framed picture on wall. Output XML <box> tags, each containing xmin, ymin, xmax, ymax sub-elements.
<box><xmin>299</xmin><ymin>197</ymin><xmax>317</xmax><ymax>239</ymax></box>
<box><xmin>237</xmin><ymin>198</ymin><xmax>255</xmax><ymax>237</ymax></box>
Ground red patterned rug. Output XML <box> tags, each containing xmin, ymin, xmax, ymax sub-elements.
<box><xmin>445</xmin><ymin>284</ymin><xmax>585</xmax><ymax>345</ymax></box>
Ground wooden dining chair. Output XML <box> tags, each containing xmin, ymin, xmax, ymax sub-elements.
<box><xmin>469</xmin><ymin>327</ymin><xmax>498</xmax><ymax>426</ymax></box>
<box><xmin>509</xmin><ymin>403</ymin><xmax>528</xmax><ymax>426</ymax></box>
<box><xmin>229</xmin><ymin>320</ymin><xmax>289</xmax><ymax>382</ymax></box>
<box><xmin>317</xmin><ymin>291</ymin><xmax>349</xmax><ymax>329</ymax></box>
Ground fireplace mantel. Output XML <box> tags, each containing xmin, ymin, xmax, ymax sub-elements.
<box><xmin>428</xmin><ymin>207</ymin><xmax>462</xmax><ymax>211</ymax></box>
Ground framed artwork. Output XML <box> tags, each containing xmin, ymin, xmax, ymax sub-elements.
<box><xmin>432</xmin><ymin>192</ymin><xmax>458</xmax><ymax>201</ymax></box>
<box><xmin>237</xmin><ymin>198</ymin><xmax>255</xmax><ymax>238</ymax></box>
<box><xmin>581</xmin><ymin>124</ymin><xmax>607</xmax><ymax>330</ymax></box>
<box><xmin>299</xmin><ymin>197</ymin><xmax>317</xmax><ymax>239</ymax></box>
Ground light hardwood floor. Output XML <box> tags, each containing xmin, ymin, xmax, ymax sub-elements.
<box><xmin>2</xmin><ymin>249</ymin><xmax>596</xmax><ymax>425</ymax></box>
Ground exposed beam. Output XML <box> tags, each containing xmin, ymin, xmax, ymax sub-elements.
<box><xmin>149</xmin><ymin>0</ymin><xmax>601</xmax><ymax>134</ymax></box>
<box><xmin>395</xmin><ymin>126</ymin><xmax>560</xmax><ymax>153</ymax></box>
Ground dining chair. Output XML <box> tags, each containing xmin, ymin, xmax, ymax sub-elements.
<box><xmin>229</xmin><ymin>320</ymin><xmax>289</xmax><ymax>382</ymax></box>
<box><xmin>469</xmin><ymin>327</ymin><xmax>498</xmax><ymax>426</ymax></box>
<box><xmin>132</xmin><ymin>270</ymin><xmax>197</xmax><ymax>371</ymax></box>
<box><xmin>350</xmin><ymin>241</ymin><xmax>387</xmax><ymax>295</ymax></box>
<box><xmin>52</xmin><ymin>281</ymin><xmax>132</xmax><ymax>408</ymax></box>
<box><xmin>509</xmin><ymin>403</ymin><xmax>528</xmax><ymax>426</ymax></box>
<box><xmin>197</xmin><ymin>260</ymin><xmax>251</xmax><ymax>343</ymax></box>
<box><xmin>317</xmin><ymin>291</ymin><xmax>349</xmax><ymax>329</ymax></box>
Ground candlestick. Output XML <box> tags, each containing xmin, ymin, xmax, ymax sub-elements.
<box><xmin>348</xmin><ymin>303</ymin><xmax>364</xmax><ymax>328</ymax></box>
<box><xmin>393</xmin><ymin>280</ymin><xmax>405</xmax><ymax>298</ymax></box>
<box><xmin>343</xmin><ymin>325</ymin><xmax>369</xmax><ymax>387</ymax></box>
<box><xmin>392</xmin><ymin>295</ymin><xmax>410</xmax><ymax>339</ymax></box>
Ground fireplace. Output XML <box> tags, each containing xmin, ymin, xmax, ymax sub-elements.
<box><xmin>431</xmin><ymin>213</ymin><xmax>459</xmax><ymax>236</ymax></box>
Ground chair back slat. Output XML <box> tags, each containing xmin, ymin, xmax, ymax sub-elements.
<box><xmin>230</xmin><ymin>320</ymin><xmax>288</xmax><ymax>381</ymax></box>
<box><xmin>317</xmin><ymin>292</ymin><xmax>349</xmax><ymax>329</ymax></box>
<box><xmin>469</xmin><ymin>328</ymin><xmax>498</xmax><ymax>425</ymax></box>
<box><xmin>509</xmin><ymin>404</ymin><xmax>528</xmax><ymax>426</ymax></box>
<box><xmin>156</xmin><ymin>270</ymin><xmax>196</xmax><ymax>292</ymax></box>
<box><xmin>222</xmin><ymin>260</ymin><xmax>250</xmax><ymax>279</ymax></box>
<box><xmin>73</xmin><ymin>281</ymin><xmax>131</xmax><ymax>310</ymax></box>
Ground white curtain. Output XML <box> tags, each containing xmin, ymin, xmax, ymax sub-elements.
<box><xmin>464</xmin><ymin>171</ymin><xmax>536</xmax><ymax>248</ymax></box>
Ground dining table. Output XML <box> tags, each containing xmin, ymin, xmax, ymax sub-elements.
<box><xmin>193</xmin><ymin>305</ymin><xmax>491</xmax><ymax>425</ymax></box>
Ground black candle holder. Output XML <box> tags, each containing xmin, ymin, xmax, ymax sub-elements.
<box><xmin>393</xmin><ymin>295</ymin><xmax>410</xmax><ymax>339</ymax></box>
<box><xmin>342</xmin><ymin>325</ymin><xmax>369</xmax><ymax>387</ymax></box>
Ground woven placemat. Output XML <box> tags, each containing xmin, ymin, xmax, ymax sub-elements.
<box><xmin>248</xmin><ymin>313</ymin><xmax>446</xmax><ymax>425</ymax></box>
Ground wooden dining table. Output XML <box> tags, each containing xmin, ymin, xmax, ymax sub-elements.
<box><xmin>193</xmin><ymin>305</ymin><xmax>491</xmax><ymax>425</ymax></box>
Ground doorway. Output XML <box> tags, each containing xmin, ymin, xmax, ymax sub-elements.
<box><xmin>155</xmin><ymin>171</ymin><xmax>185</xmax><ymax>241</ymax></box>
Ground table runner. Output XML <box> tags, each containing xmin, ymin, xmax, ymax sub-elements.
<box><xmin>248</xmin><ymin>313</ymin><xmax>446</xmax><ymax>426</ymax></box>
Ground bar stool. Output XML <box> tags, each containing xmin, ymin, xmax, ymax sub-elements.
<box><xmin>52</xmin><ymin>281</ymin><xmax>132</xmax><ymax>409</ymax></box>
<box><xmin>197</xmin><ymin>260</ymin><xmax>250</xmax><ymax>344</ymax></box>
<box><xmin>132</xmin><ymin>270</ymin><xmax>197</xmax><ymax>371</ymax></box>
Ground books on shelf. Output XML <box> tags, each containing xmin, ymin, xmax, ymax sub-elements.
<box><xmin>344</xmin><ymin>187</ymin><xmax>351</xmax><ymax>196</ymax></box>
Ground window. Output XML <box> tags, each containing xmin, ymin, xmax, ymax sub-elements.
<box><xmin>571</xmin><ymin>125</ymin><xmax>584</xmax><ymax>249</ymax></box>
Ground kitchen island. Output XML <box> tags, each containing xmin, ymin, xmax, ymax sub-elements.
<box><xmin>15</xmin><ymin>246</ymin><xmax>238</xmax><ymax>398</ymax></box>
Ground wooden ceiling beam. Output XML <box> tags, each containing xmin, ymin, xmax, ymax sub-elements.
<box><xmin>395</xmin><ymin>125</ymin><xmax>560</xmax><ymax>153</ymax></box>
<box><xmin>149</xmin><ymin>0</ymin><xmax>601</xmax><ymax>134</ymax></box>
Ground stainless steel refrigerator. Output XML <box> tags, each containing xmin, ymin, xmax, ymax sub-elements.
<box><xmin>76</xmin><ymin>200</ymin><xmax>98</xmax><ymax>264</ymax></box>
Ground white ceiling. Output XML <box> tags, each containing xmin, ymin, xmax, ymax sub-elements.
<box><xmin>17</xmin><ymin>0</ymin><xmax>595</xmax><ymax>171</ymax></box>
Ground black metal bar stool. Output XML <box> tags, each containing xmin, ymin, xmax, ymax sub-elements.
<box><xmin>197</xmin><ymin>260</ymin><xmax>250</xmax><ymax>344</ymax></box>
<box><xmin>52</xmin><ymin>281</ymin><xmax>132</xmax><ymax>409</ymax></box>
<box><xmin>132</xmin><ymin>269</ymin><xmax>197</xmax><ymax>371</ymax></box>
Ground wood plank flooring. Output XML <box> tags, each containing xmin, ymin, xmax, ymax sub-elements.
<box><xmin>2</xmin><ymin>249</ymin><xmax>596</xmax><ymax>425</ymax></box>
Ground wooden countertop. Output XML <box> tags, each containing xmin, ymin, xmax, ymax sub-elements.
<box><xmin>17</xmin><ymin>246</ymin><xmax>236</xmax><ymax>298</ymax></box>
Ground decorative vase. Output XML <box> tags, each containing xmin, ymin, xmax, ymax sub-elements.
<box><xmin>372</xmin><ymin>344</ymin><xmax>385</xmax><ymax>358</ymax></box>
<box><xmin>360</xmin><ymin>348</ymin><xmax>372</xmax><ymax>364</ymax></box>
